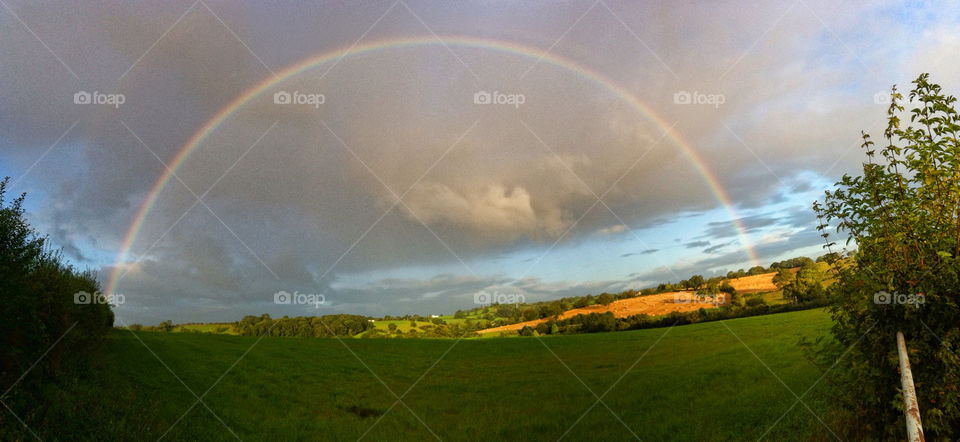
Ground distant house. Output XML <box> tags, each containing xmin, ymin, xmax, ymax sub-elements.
<box><xmin>430</xmin><ymin>315</ymin><xmax>439</xmax><ymax>318</ymax></box>
<box><xmin>367</xmin><ymin>319</ymin><xmax>375</xmax><ymax>323</ymax></box>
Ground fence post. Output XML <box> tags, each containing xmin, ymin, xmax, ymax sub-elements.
<box><xmin>897</xmin><ymin>331</ymin><xmax>924</xmax><ymax>442</ymax></box>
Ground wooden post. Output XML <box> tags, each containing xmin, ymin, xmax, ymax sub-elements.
<box><xmin>897</xmin><ymin>331</ymin><xmax>924</xmax><ymax>442</ymax></box>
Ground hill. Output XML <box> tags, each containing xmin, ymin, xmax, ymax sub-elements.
<box><xmin>477</xmin><ymin>270</ymin><xmax>790</xmax><ymax>335</ymax></box>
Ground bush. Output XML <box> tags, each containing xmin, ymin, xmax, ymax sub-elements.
<box><xmin>0</xmin><ymin>178</ymin><xmax>113</xmax><ymax>437</ymax></box>
<box><xmin>744</xmin><ymin>296</ymin><xmax>766</xmax><ymax>307</ymax></box>
<box><xmin>814</xmin><ymin>74</ymin><xmax>960</xmax><ymax>439</ymax></box>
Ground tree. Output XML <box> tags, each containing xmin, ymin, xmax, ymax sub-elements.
<box><xmin>748</xmin><ymin>265</ymin><xmax>766</xmax><ymax>275</ymax></box>
<box><xmin>816</xmin><ymin>252</ymin><xmax>841</xmax><ymax>264</ymax></box>
<box><xmin>596</xmin><ymin>293</ymin><xmax>615</xmax><ymax>306</ymax></box>
<box><xmin>538</xmin><ymin>303</ymin><xmax>561</xmax><ymax>318</ymax></box>
<box><xmin>815</xmin><ymin>74</ymin><xmax>960</xmax><ymax>438</ymax></box>
<box><xmin>781</xmin><ymin>264</ymin><xmax>825</xmax><ymax>303</ymax></box>
<box><xmin>494</xmin><ymin>304</ymin><xmax>518</xmax><ymax>318</ymax></box>
<box><xmin>771</xmin><ymin>267</ymin><xmax>794</xmax><ymax>289</ymax></box>
<box><xmin>704</xmin><ymin>281</ymin><xmax>719</xmax><ymax>295</ymax></box>
<box><xmin>519</xmin><ymin>325</ymin><xmax>535</xmax><ymax>336</ymax></box>
<box><xmin>718</xmin><ymin>281</ymin><xmax>735</xmax><ymax>294</ymax></box>
<box><xmin>388</xmin><ymin>323</ymin><xmax>398</xmax><ymax>333</ymax></box>
<box><xmin>688</xmin><ymin>275</ymin><xmax>705</xmax><ymax>290</ymax></box>
<box><xmin>521</xmin><ymin>309</ymin><xmax>538</xmax><ymax>321</ymax></box>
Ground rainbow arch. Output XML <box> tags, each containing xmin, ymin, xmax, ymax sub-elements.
<box><xmin>106</xmin><ymin>35</ymin><xmax>759</xmax><ymax>295</ymax></box>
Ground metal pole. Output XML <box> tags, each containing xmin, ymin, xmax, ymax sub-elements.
<box><xmin>897</xmin><ymin>331</ymin><xmax>924</xmax><ymax>442</ymax></box>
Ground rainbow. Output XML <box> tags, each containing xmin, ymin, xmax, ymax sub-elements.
<box><xmin>106</xmin><ymin>35</ymin><xmax>759</xmax><ymax>295</ymax></box>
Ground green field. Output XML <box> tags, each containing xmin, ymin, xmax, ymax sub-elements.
<box><xmin>22</xmin><ymin>309</ymin><xmax>836</xmax><ymax>441</ymax></box>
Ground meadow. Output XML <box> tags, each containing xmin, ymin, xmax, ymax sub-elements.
<box><xmin>21</xmin><ymin>309</ymin><xmax>837</xmax><ymax>441</ymax></box>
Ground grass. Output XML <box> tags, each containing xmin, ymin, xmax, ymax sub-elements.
<box><xmin>10</xmin><ymin>309</ymin><xmax>837</xmax><ymax>441</ymax></box>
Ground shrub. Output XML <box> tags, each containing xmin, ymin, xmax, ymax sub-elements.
<box><xmin>0</xmin><ymin>178</ymin><xmax>113</xmax><ymax>436</ymax></box>
<box><xmin>744</xmin><ymin>296</ymin><xmax>766</xmax><ymax>307</ymax></box>
<box><xmin>814</xmin><ymin>74</ymin><xmax>960</xmax><ymax>439</ymax></box>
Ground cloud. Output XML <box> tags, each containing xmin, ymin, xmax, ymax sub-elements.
<box><xmin>2</xmin><ymin>0</ymin><xmax>957</xmax><ymax>323</ymax></box>
<box><xmin>701</xmin><ymin>215</ymin><xmax>779</xmax><ymax>240</ymax></box>
<box><xmin>403</xmin><ymin>183</ymin><xmax>570</xmax><ymax>242</ymax></box>
<box><xmin>703</xmin><ymin>241</ymin><xmax>735</xmax><ymax>254</ymax></box>
<box><xmin>596</xmin><ymin>224</ymin><xmax>628</xmax><ymax>235</ymax></box>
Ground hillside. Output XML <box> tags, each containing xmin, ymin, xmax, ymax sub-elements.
<box><xmin>727</xmin><ymin>269</ymin><xmax>798</xmax><ymax>293</ymax></box>
<box><xmin>477</xmin><ymin>291</ymin><xmax>726</xmax><ymax>334</ymax></box>
<box><xmin>477</xmin><ymin>270</ymin><xmax>790</xmax><ymax>335</ymax></box>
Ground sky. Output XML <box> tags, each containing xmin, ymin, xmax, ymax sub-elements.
<box><xmin>2</xmin><ymin>0</ymin><xmax>960</xmax><ymax>325</ymax></box>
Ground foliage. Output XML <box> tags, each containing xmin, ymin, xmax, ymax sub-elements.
<box><xmin>782</xmin><ymin>263</ymin><xmax>827</xmax><ymax>303</ymax></box>
<box><xmin>687</xmin><ymin>274</ymin><xmax>705</xmax><ymax>290</ymax></box>
<box><xmin>596</xmin><ymin>293</ymin><xmax>615</xmax><ymax>306</ymax></box>
<box><xmin>771</xmin><ymin>267</ymin><xmax>794</xmax><ymax>289</ymax></box>
<box><xmin>814</xmin><ymin>74</ymin><xmax>960</xmax><ymax>439</ymax></box>
<box><xmin>234</xmin><ymin>314</ymin><xmax>374</xmax><ymax>337</ymax></box>
<box><xmin>718</xmin><ymin>281</ymin><xmax>736</xmax><ymax>294</ymax></box>
<box><xmin>0</xmin><ymin>178</ymin><xmax>113</xmax><ymax>438</ymax></box>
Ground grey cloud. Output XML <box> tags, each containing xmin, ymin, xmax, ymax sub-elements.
<box><xmin>2</xmin><ymin>0</ymin><xmax>957</xmax><ymax>323</ymax></box>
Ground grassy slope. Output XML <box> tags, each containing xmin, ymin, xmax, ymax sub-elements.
<box><xmin>23</xmin><ymin>309</ymin><xmax>836</xmax><ymax>441</ymax></box>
